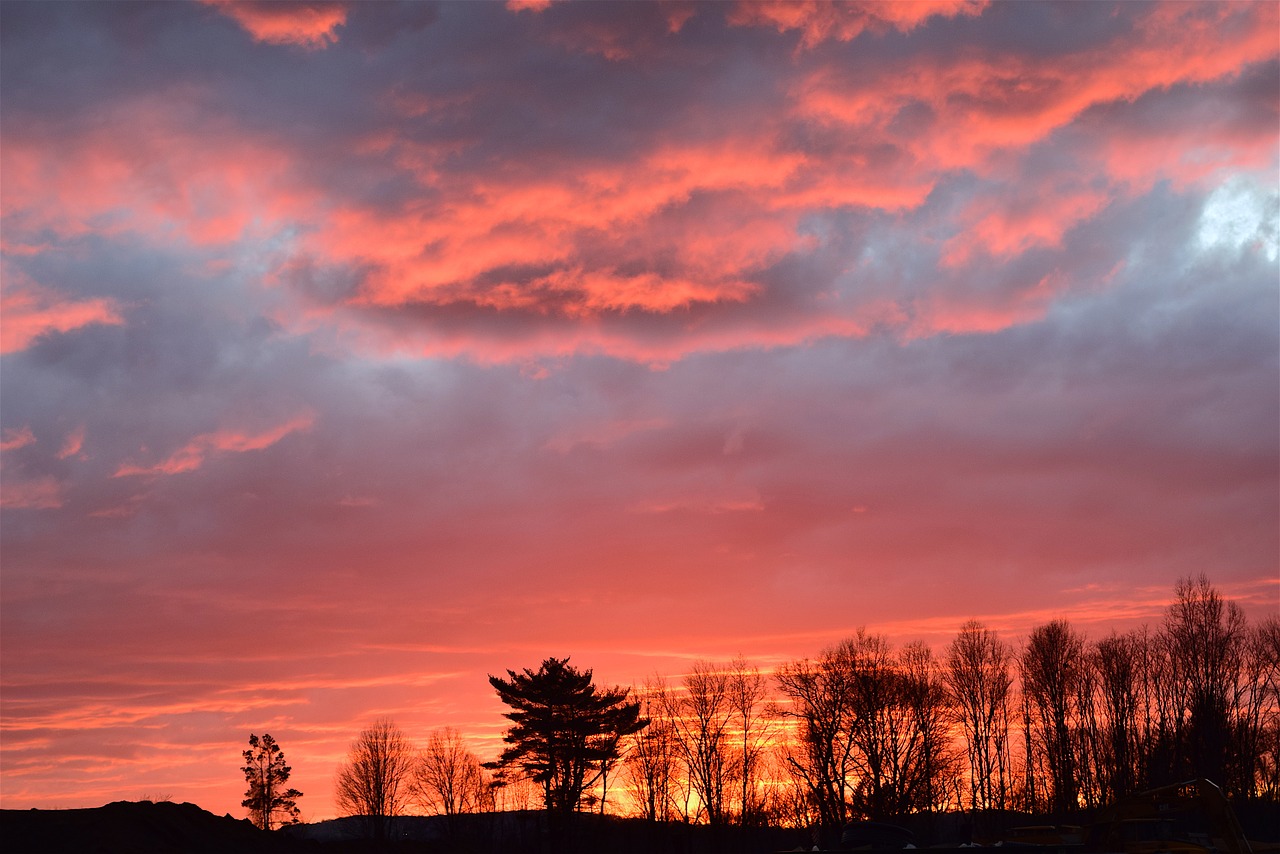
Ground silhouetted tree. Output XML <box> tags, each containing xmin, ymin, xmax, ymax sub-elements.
<box><xmin>1242</xmin><ymin>615</ymin><xmax>1280</xmax><ymax>800</ymax></box>
<box><xmin>1021</xmin><ymin>620</ymin><xmax>1087</xmax><ymax>813</ymax></box>
<box><xmin>946</xmin><ymin>620</ymin><xmax>1014</xmax><ymax>811</ymax></box>
<box><xmin>776</xmin><ymin>642</ymin><xmax>859</xmax><ymax>837</ymax></box>
<box><xmin>1164</xmin><ymin>574</ymin><xmax>1246</xmax><ymax>789</ymax></box>
<box><xmin>842</xmin><ymin>630</ymin><xmax>908</xmax><ymax>819</ymax></box>
<box><xmin>488</xmin><ymin>657</ymin><xmax>646</xmax><ymax>815</ymax></box>
<box><xmin>728</xmin><ymin>655</ymin><xmax>774</xmax><ymax>825</ymax></box>
<box><xmin>624</xmin><ymin>676</ymin><xmax>678</xmax><ymax>821</ymax></box>
<box><xmin>241</xmin><ymin>733</ymin><xmax>302</xmax><ymax>830</ymax></box>
<box><xmin>900</xmin><ymin>640</ymin><xmax>962</xmax><ymax>813</ymax></box>
<box><xmin>411</xmin><ymin>727</ymin><xmax>492</xmax><ymax>816</ymax></box>
<box><xmin>1094</xmin><ymin>631</ymin><xmax>1143</xmax><ymax>802</ymax></box>
<box><xmin>670</xmin><ymin>660</ymin><xmax>737</xmax><ymax>825</ymax></box>
<box><xmin>778</xmin><ymin>631</ymin><xmax>955</xmax><ymax>835</ymax></box>
<box><xmin>488</xmin><ymin>765</ymin><xmax>541</xmax><ymax>811</ymax></box>
<box><xmin>335</xmin><ymin>718</ymin><xmax>414</xmax><ymax>841</ymax></box>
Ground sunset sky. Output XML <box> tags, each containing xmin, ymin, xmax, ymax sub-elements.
<box><xmin>1</xmin><ymin>0</ymin><xmax>1277</xmax><ymax>821</ymax></box>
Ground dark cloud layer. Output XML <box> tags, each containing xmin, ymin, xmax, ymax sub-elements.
<box><xmin>2</xmin><ymin>0</ymin><xmax>1276</xmax><ymax>819</ymax></box>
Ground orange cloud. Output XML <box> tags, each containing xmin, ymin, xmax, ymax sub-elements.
<box><xmin>730</xmin><ymin>0</ymin><xmax>988</xmax><ymax>47</ymax></box>
<box><xmin>0</xmin><ymin>284</ymin><xmax>122</xmax><ymax>354</ymax></box>
<box><xmin>5</xmin><ymin>0</ymin><xmax>1273</xmax><ymax>369</ymax></box>
<box><xmin>294</xmin><ymin>141</ymin><xmax>810</xmax><ymax>315</ymax></box>
<box><xmin>506</xmin><ymin>0</ymin><xmax>554</xmax><ymax>12</ymax></box>
<box><xmin>202</xmin><ymin>1</ymin><xmax>348</xmax><ymax>48</ymax></box>
<box><xmin>793</xmin><ymin>2</ymin><xmax>1278</xmax><ymax>174</ymax></box>
<box><xmin>114</xmin><ymin>414</ymin><xmax>315</xmax><ymax>477</ymax></box>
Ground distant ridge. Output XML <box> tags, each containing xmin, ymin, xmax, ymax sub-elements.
<box><xmin>0</xmin><ymin>800</ymin><xmax>317</xmax><ymax>854</ymax></box>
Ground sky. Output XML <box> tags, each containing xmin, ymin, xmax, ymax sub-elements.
<box><xmin>1</xmin><ymin>0</ymin><xmax>1277</xmax><ymax>822</ymax></box>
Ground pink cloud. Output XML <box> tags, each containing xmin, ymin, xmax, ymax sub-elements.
<box><xmin>729</xmin><ymin>0</ymin><xmax>988</xmax><ymax>47</ymax></box>
<box><xmin>793</xmin><ymin>2</ymin><xmax>1278</xmax><ymax>175</ymax></box>
<box><xmin>0</xmin><ymin>476</ymin><xmax>62</xmax><ymax>510</ymax></box>
<box><xmin>114</xmin><ymin>414</ymin><xmax>315</xmax><ymax>477</ymax></box>
<box><xmin>941</xmin><ymin>187</ymin><xmax>1113</xmax><ymax>267</ymax></box>
<box><xmin>56</xmin><ymin>426</ymin><xmax>86</xmax><ymax>461</ymax></box>
<box><xmin>506</xmin><ymin>0</ymin><xmax>554</xmax><ymax>12</ymax></box>
<box><xmin>0</xmin><ymin>98</ymin><xmax>310</xmax><ymax>249</ymax></box>
<box><xmin>0</xmin><ymin>278</ymin><xmax>122</xmax><ymax>354</ymax></box>
<box><xmin>4</xmin><ymin>1</ymin><xmax>1272</xmax><ymax>365</ymax></box>
<box><xmin>202</xmin><ymin>1</ymin><xmax>348</xmax><ymax>48</ymax></box>
<box><xmin>1</xmin><ymin>427</ymin><xmax>37</xmax><ymax>452</ymax></box>
<box><xmin>907</xmin><ymin>273</ymin><xmax>1065</xmax><ymax>337</ymax></box>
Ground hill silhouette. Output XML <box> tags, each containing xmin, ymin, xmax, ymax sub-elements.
<box><xmin>5</xmin><ymin>797</ymin><xmax>1277</xmax><ymax>854</ymax></box>
<box><xmin>1</xmin><ymin>800</ymin><xmax>814</xmax><ymax>853</ymax></box>
<box><xmin>0</xmin><ymin>800</ymin><xmax>318</xmax><ymax>854</ymax></box>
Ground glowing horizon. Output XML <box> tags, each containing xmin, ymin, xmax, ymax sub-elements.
<box><xmin>1</xmin><ymin>0</ymin><xmax>1276</xmax><ymax>823</ymax></box>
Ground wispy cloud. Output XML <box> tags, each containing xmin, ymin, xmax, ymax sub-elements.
<box><xmin>114</xmin><ymin>414</ymin><xmax>315</xmax><ymax>477</ymax></box>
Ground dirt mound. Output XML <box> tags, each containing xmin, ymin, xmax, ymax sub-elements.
<box><xmin>0</xmin><ymin>800</ymin><xmax>317</xmax><ymax>854</ymax></box>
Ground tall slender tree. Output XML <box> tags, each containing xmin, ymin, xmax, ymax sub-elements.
<box><xmin>489</xmin><ymin>657</ymin><xmax>646</xmax><ymax>815</ymax></box>
<box><xmin>900</xmin><ymin>640</ymin><xmax>961</xmax><ymax>813</ymax></box>
<box><xmin>624</xmin><ymin>676</ymin><xmax>678</xmax><ymax>821</ymax></box>
<box><xmin>241</xmin><ymin>733</ymin><xmax>302</xmax><ymax>830</ymax></box>
<box><xmin>1164</xmin><ymin>574</ymin><xmax>1246</xmax><ymax>789</ymax></box>
<box><xmin>670</xmin><ymin>660</ymin><xmax>736</xmax><ymax>825</ymax></box>
<box><xmin>776</xmin><ymin>643</ymin><xmax>858</xmax><ymax>836</ymax></box>
<box><xmin>728</xmin><ymin>655</ymin><xmax>774</xmax><ymax>825</ymax></box>
<box><xmin>1021</xmin><ymin>620</ymin><xmax>1087</xmax><ymax>813</ymax></box>
<box><xmin>945</xmin><ymin>620</ymin><xmax>1014</xmax><ymax>811</ymax></box>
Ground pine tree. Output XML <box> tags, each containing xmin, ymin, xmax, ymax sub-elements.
<box><xmin>242</xmin><ymin>733</ymin><xmax>302</xmax><ymax>830</ymax></box>
<box><xmin>488</xmin><ymin>657</ymin><xmax>647</xmax><ymax>814</ymax></box>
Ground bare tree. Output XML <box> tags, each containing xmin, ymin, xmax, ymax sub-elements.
<box><xmin>728</xmin><ymin>655</ymin><xmax>774</xmax><ymax>825</ymax></box>
<box><xmin>945</xmin><ymin>620</ymin><xmax>1014</xmax><ymax>811</ymax></box>
<box><xmin>1074</xmin><ymin>644</ymin><xmax>1104</xmax><ymax>809</ymax></box>
<box><xmin>411</xmin><ymin>727</ymin><xmax>491</xmax><ymax>816</ymax></box>
<box><xmin>624</xmin><ymin>676</ymin><xmax>678</xmax><ymax>821</ymax></box>
<box><xmin>1236</xmin><ymin>614</ymin><xmax>1280</xmax><ymax>799</ymax></box>
<box><xmin>669</xmin><ymin>660</ymin><xmax>736</xmax><ymax>825</ymax></box>
<box><xmin>899</xmin><ymin>640</ymin><xmax>961</xmax><ymax>813</ymax></box>
<box><xmin>1021</xmin><ymin>620</ymin><xmax>1087</xmax><ymax>813</ymax></box>
<box><xmin>776</xmin><ymin>643</ymin><xmax>858</xmax><ymax>837</ymax></box>
<box><xmin>1094</xmin><ymin>631</ymin><xmax>1142</xmax><ymax>802</ymax></box>
<box><xmin>336</xmin><ymin>718</ymin><xmax>414</xmax><ymax>841</ymax></box>
<box><xmin>1163</xmin><ymin>574</ymin><xmax>1247</xmax><ymax>789</ymax></box>
<box><xmin>841</xmin><ymin>630</ymin><xmax>904</xmax><ymax>819</ymax></box>
<box><xmin>1252</xmin><ymin>615</ymin><xmax>1280</xmax><ymax>801</ymax></box>
<box><xmin>489</xmin><ymin>766</ymin><xmax>541</xmax><ymax>812</ymax></box>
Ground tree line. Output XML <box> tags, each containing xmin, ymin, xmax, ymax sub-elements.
<box><xmin>622</xmin><ymin>575</ymin><xmax>1277</xmax><ymax>832</ymax></box>
<box><xmin>243</xmin><ymin>575</ymin><xmax>1278</xmax><ymax>838</ymax></box>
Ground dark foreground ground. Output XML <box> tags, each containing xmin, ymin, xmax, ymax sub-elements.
<box><xmin>1</xmin><ymin>802</ymin><xmax>805</xmax><ymax>854</ymax></box>
<box><xmin>4</xmin><ymin>799</ymin><xmax>1279</xmax><ymax>854</ymax></box>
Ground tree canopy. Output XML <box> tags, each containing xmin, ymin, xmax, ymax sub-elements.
<box><xmin>335</xmin><ymin>718</ymin><xmax>414</xmax><ymax>840</ymax></box>
<box><xmin>241</xmin><ymin>733</ymin><xmax>302</xmax><ymax>830</ymax></box>
<box><xmin>489</xmin><ymin>657</ymin><xmax>646</xmax><ymax>814</ymax></box>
